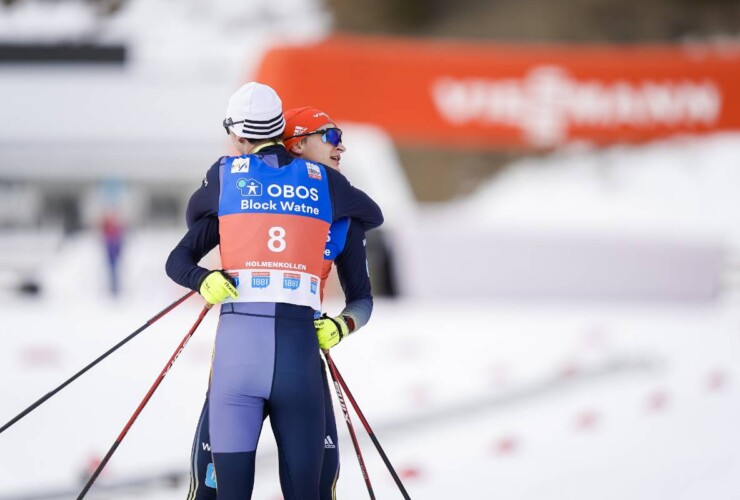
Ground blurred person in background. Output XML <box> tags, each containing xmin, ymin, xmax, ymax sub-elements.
<box><xmin>166</xmin><ymin>83</ymin><xmax>382</xmax><ymax>499</ymax></box>
<box><xmin>187</xmin><ymin>105</ymin><xmax>374</xmax><ymax>499</ymax></box>
<box><xmin>99</xmin><ymin>179</ymin><xmax>126</xmax><ymax>297</ymax></box>
<box><xmin>100</xmin><ymin>210</ymin><xmax>124</xmax><ymax>296</ymax></box>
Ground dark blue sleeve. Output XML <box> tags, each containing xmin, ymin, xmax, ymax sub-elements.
<box><xmin>165</xmin><ymin>216</ymin><xmax>220</xmax><ymax>291</ymax></box>
<box><xmin>334</xmin><ymin>220</ymin><xmax>373</xmax><ymax>330</ymax></box>
<box><xmin>185</xmin><ymin>159</ymin><xmax>223</xmax><ymax>229</ymax></box>
<box><xmin>325</xmin><ymin>167</ymin><xmax>383</xmax><ymax>231</ymax></box>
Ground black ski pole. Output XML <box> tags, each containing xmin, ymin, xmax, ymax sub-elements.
<box><xmin>327</xmin><ymin>353</ymin><xmax>411</xmax><ymax>499</ymax></box>
<box><xmin>77</xmin><ymin>303</ymin><xmax>211</xmax><ymax>499</ymax></box>
<box><xmin>0</xmin><ymin>290</ymin><xmax>195</xmax><ymax>435</ymax></box>
<box><xmin>324</xmin><ymin>351</ymin><xmax>376</xmax><ymax>499</ymax></box>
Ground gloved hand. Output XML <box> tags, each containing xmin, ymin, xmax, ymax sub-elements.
<box><xmin>314</xmin><ymin>314</ymin><xmax>351</xmax><ymax>350</ymax></box>
<box><xmin>198</xmin><ymin>270</ymin><xmax>238</xmax><ymax>305</ymax></box>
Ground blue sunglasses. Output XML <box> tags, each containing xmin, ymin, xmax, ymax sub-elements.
<box><xmin>287</xmin><ymin>128</ymin><xmax>343</xmax><ymax>147</ymax></box>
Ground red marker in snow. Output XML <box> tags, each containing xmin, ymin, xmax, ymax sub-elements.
<box><xmin>492</xmin><ymin>436</ymin><xmax>519</xmax><ymax>456</ymax></box>
<box><xmin>575</xmin><ymin>410</ymin><xmax>600</xmax><ymax>431</ymax></box>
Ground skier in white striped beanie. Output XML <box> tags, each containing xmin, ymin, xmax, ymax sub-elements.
<box><xmin>222</xmin><ymin>82</ymin><xmax>286</xmax><ymax>153</ymax></box>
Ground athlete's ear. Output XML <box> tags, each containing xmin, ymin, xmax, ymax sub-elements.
<box><xmin>228</xmin><ymin>133</ymin><xmax>241</xmax><ymax>150</ymax></box>
<box><xmin>290</xmin><ymin>140</ymin><xmax>305</xmax><ymax>156</ymax></box>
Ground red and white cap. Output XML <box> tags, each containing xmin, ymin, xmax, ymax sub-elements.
<box><xmin>283</xmin><ymin>106</ymin><xmax>335</xmax><ymax>150</ymax></box>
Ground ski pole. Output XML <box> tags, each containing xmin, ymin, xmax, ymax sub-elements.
<box><xmin>0</xmin><ymin>290</ymin><xmax>195</xmax><ymax>436</ymax></box>
<box><xmin>324</xmin><ymin>351</ymin><xmax>376</xmax><ymax>499</ymax></box>
<box><xmin>77</xmin><ymin>302</ymin><xmax>211</xmax><ymax>499</ymax></box>
<box><xmin>326</xmin><ymin>353</ymin><xmax>411</xmax><ymax>500</ymax></box>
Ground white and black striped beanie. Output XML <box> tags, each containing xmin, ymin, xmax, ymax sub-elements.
<box><xmin>225</xmin><ymin>82</ymin><xmax>286</xmax><ymax>139</ymax></box>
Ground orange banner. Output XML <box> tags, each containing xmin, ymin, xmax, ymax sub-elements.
<box><xmin>255</xmin><ymin>35</ymin><xmax>740</xmax><ymax>149</ymax></box>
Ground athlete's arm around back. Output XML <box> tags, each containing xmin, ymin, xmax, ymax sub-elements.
<box><xmin>321</xmin><ymin>165</ymin><xmax>384</xmax><ymax>231</ymax></box>
<box><xmin>185</xmin><ymin>158</ymin><xmax>224</xmax><ymax>228</ymax></box>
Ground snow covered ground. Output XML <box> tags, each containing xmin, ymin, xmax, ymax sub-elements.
<box><xmin>1</xmin><ymin>273</ymin><xmax>739</xmax><ymax>499</ymax></box>
<box><xmin>454</xmin><ymin>133</ymin><xmax>740</xmax><ymax>246</ymax></box>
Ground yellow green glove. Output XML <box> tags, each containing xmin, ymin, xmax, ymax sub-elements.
<box><xmin>199</xmin><ymin>270</ymin><xmax>238</xmax><ymax>305</ymax></box>
<box><xmin>314</xmin><ymin>314</ymin><xmax>351</xmax><ymax>350</ymax></box>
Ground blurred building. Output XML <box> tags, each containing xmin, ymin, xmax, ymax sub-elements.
<box><xmin>0</xmin><ymin>0</ymin><xmax>738</xmax><ymax>300</ymax></box>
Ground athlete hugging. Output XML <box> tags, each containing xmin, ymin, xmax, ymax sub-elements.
<box><xmin>166</xmin><ymin>83</ymin><xmax>382</xmax><ymax>500</ymax></box>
